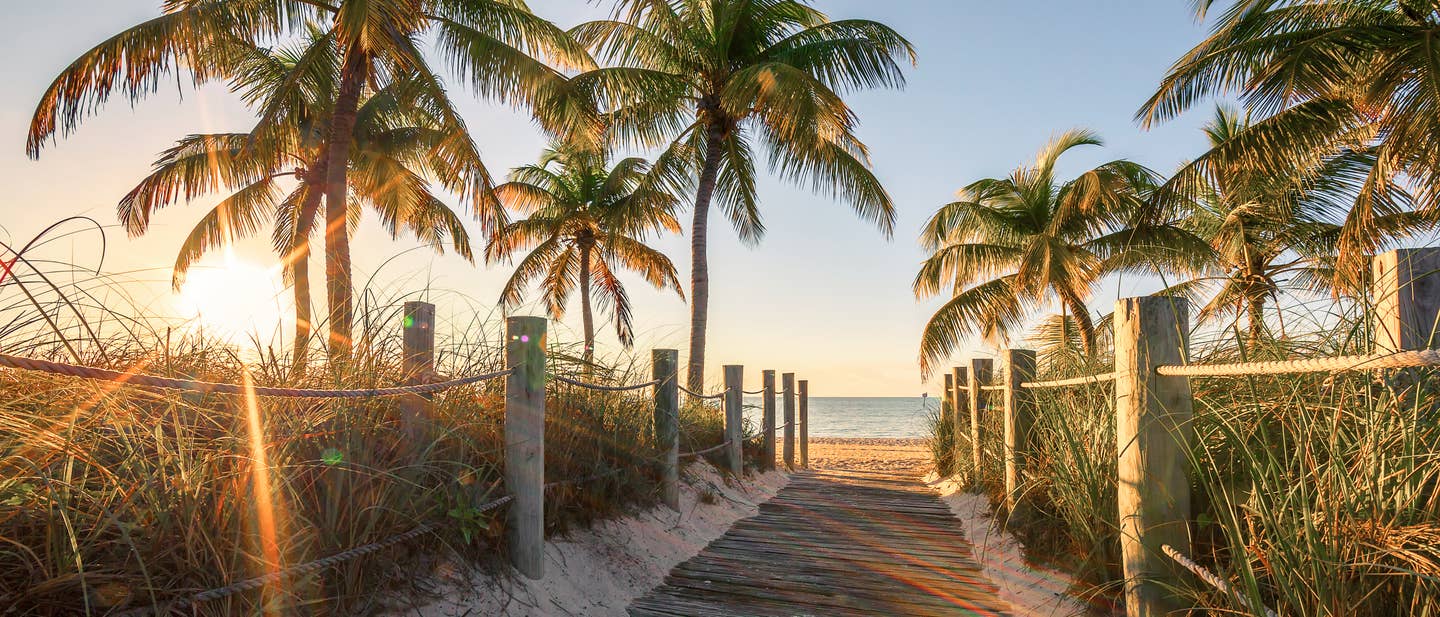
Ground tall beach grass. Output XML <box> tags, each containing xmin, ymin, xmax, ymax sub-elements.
<box><xmin>932</xmin><ymin>302</ymin><xmax>1440</xmax><ymax>615</ymax></box>
<box><xmin>0</xmin><ymin>223</ymin><xmax>732</xmax><ymax>615</ymax></box>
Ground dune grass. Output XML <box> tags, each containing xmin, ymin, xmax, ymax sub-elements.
<box><xmin>0</xmin><ymin>232</ymin><xmax>732</xmax><ymax>615</ymax></box>
<box><xmin>932</xmin><ymin>307</ymin><xmax>1440</xmax><ymax>616</ymax></box>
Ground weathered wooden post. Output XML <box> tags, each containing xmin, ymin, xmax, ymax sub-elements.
<box><xmin>723</xmin><ymin>365</ymin><xmax>744</xmax><ymax>476</ymax></box>
<box><xmin>967</xmin><ymin>358</ymin><xmax>993</xmax><ymax>479</ymax></box>
<box><xmin>798</xmin><ymin>379</ymin><xmax>809</xmax><ymax>469</ymax></box>
<box><xmin>762</xmin><ymin>370</ymin><xmax>777</xmax><ymax>471</ymax></box>
<box><xmin>1373</xmin><ymin>247</ymin><xmax>1440</xmax><ymax>353</ymax></box>
<box><xmin>505</xmin><ymin>316</ymin><xmax>546</xmax><ymax>579</ymax></box>
<box><xmin>952</xmin><ymin>366</ymin><xmax>969</xmax><ymax>476</ymax></box>
<box><xmin>783</xmin><ymin>372</ymin><xmax>796</xmax><ymax>469</ymax></box>
<box><xmin>1115</xmin><ymin>296</ymin><xmax>1193</xmax><ymax>617</ymax></box>
<box><xmin>942</xmin><ymin>372</ymin><xmax>954</xmax><ymax>422</ymax></box>
<box><xmin>653</xmin><ymin>349</ymin><xmax>680</xmax><ymax>509</ymax></box>
<box><xmin>400</xmin><ymin>301</ymin><xmax>435</xmax><ymax>443</ymax></box>
<box><xmin>1001</xmin><ymin>349</ymin><xmax>1036</xmax><ymax>511</ymax></box>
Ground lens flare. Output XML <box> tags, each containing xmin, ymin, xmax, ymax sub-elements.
<box><xmin>242</xmin><ymin>367</ymin><xmax>284</xmax><ymax>614</ymax></box>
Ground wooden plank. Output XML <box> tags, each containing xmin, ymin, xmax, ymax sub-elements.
<box><xmin>627</xmin><ymin>466</ymin><xmax>1013</xmax><ymax>616</ymax></box>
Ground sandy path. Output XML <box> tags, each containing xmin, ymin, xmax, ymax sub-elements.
<box><xmin>803</xmin><ymin>437</ymin><xmax>932</xmax><ymax>477</ymax></box>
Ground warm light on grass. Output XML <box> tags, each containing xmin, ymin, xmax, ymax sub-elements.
<box><xmin>175</xmin><ymin>250</ymin><xmax>287</xmax><ymax>340</ymax></box>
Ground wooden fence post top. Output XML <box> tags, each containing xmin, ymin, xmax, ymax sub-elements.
<box><xmin>723</xmin><ymin>366</ymin><xmax>745</xmax><ymax>476</ymax></box>
<box><xmin>1114</xmin><ymin>295</ymin><xmax>1193</xmax><ymax>617</ymax></box>
<box><xmin>504</xmin><ymin>316</ymin><xmax>547</xmax><ymax>580</ymax></box>
<box><xmin>402</xmin><ymin>301</ymin><xmax>435</xmax><ymax>380</ymax></box>
<box><xmin>999</xmin><ymin>349</ymin><xmax>1036</xmax><ymax>512</ymax></box>
<box><xmin>654</xmin><ymin>349</ymin><xmax>681</xmax><ymax>509</ymax></box>
<box><xmin>1374</xmin><ymin>248</ymin><xmax>1440</xmax><ymax>353</ymax></box>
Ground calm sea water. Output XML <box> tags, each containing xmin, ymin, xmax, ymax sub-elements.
<box><xmin>741</xmin><ymin>396</ymin><xmax>939</xmax><ymax>438</ymax></box>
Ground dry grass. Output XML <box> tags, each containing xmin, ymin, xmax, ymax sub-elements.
<box><xmin>0</xmin><ymin>223</ymin><xmax>730</xmax><ymax>615</ymax></box>
<box><xmin>932</xmin><ymin>306</ymin><xmax>1440</xmax><ymax>616</ymax></box>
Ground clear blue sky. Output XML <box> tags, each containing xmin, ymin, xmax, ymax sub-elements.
<box><xmin>0</xmin><ymin>1</ymin><xmax>1220</xmax><ymax>395</ymax></box>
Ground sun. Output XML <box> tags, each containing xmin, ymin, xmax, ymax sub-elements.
<box><xmin>175</xmin><ymin>250</ymin><xmax>288</xmax><ymax>341</ymax></box>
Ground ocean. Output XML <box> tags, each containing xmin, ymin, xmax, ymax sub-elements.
<box><xmin>741</xmin><ymin>396</ymin><xmax>939</xmax><ymax>438</ymax></box>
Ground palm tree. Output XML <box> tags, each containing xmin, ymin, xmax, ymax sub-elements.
<box><xmin>486</xmin><ymin>144</ymin><xmax>684</xmax><ymax>366</ymax></box>
<box><xmin>1138</xmin><ymin>0</ymin><xmax>1440</xmax><ymax>292</ymax></box>
<box><xmin>913</xmin><ymin>129</ymin><xmax>1211</xmax><ymax>377</ymax></box>
<box><xmin>569</xmin><ymin>0</ymin><xmax>915</xmax><ymax>390</ymax></box>
<box><xmin>27</xmin><ymin>0</ymin><xmax>593</xmax><ymax>358</ymax></box>
<box><xmin>1160</xmin><ymin>105</ymin><xmax>1427</xmax><ymax>343</ymax></box>
<box><xmin>119</xmin><ymin>36</ymin><xmax>475</xmax><ymax>367</ymax></box>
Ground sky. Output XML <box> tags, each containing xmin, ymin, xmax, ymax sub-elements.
<box><xmin>0</xmin><ymin>1</ymin><xmax>1222</xmax><ymax>396</ymax></box>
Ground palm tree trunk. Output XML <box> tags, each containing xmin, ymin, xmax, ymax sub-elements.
<box><xmin>291</xmin><ymin>182</ymin><xmax>324</xmax><ymax>372</ymax></box>
<box><xmin>579</xmin><ymin>241</ymin><xmax>595</xmax><ymax>368</ymax></box>
<box><xmin>292</xmin><ymin>245</ymin><xmax>312</xmax><ymax>370</ymax></box>
<box><xmin>1248</xmin><ymin>295</ymin><xmax>1266</xmax><ymax>343</ymax></box>
<box><xmin>687</xmin><ymin>123</ymin><xmax>726</xmax><ymax>392</ymax></box>
<box><xmin>1057</xmin><ymin>286</ymin><xmax>1096</xmax><ymax>357</ymax></box>
<box><xmin>321</xmin><ymin>47</ymin><xmax>368</xmax><ymax>360</ymax></box>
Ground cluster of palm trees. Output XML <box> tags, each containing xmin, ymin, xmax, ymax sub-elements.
<box><xmin>915</xmin><ymin>1</ymin><xmax>1440</xmax><ymax>377</ymax></box>
<box><xmin>27</xmin><ymin>0</ymin><xmax>914</xmax><ymax>389</ymax></box>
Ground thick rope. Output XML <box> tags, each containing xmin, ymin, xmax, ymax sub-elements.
<box><xmin>1155</xmin><ymin>349</ymin><xmax>1440</xmax><ymax>377</ymax></box>
<box><xmin>1162</xmin><ymin>544</ymin><xmax>1278</xmax><ymax>617</ymax></box>
<box><xmin>677</xmin><ymin>384</ymin><xmax>726</xmax><ymax>400</ymax></box>
<box><xmin>116</xmin><ymin>495</ymin><xmax>513</xmax><ymax>615</ymax></box>
<box><xmin>680</xmin><ymin>441</ymin><xmax>731</xmax><ymax>458</ymax></box>
<box><xmin>0</xmin><ymin>353</ymin><xmax>513</xmax><ymax>398</ymax></box>
<box><xmin>1022</xmin><ymin>372</ymin><xmax>1117</xmax><ymax>389</ymax></box>
<box><xmin>550</xmin><ymin>374</ymin><xmax>661</xmax><ymax>392</ymax></box>
<box><xmin>742</xmin><ymin>387</ymin><xmax>768</xmax><ymax>395</ymax></box>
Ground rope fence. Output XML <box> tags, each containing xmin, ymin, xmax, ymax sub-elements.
<box><xmin>0</xmin><ymin>352</ymin><xmax>514</xmax><ymax>398</ymax></box>
<box><xmin>1155</xmin><ymin>349</ymin><xmax>1440</xmax><ymax>377</ymax></box>
<box><xmin>1022</xmin><ymin>372</ymin><xmax>1116</xmax><ymax>389</ymax></box>
<box><xmin>6</xmin><ymin>303</ymin><xmax>815</xmax><ymax>614</ymax></box>
<box><xmin>1161</xmin><ymin>544</ymin><xmax>1278</xmax><ymax>617</ymax></box>
<box><xmin>551</xmin><ymin>374</ymin><xmax>662</xmax><ymax>392</ymax></box>
<box><xmin>678</xmin><ymin>384</ymin><xmax>727</xmax><ymax>400</ymax></box>
<box><xmin>680</xmin><ymin>441</ymin><xmax>732</xmax><ymax>458</ymax></box>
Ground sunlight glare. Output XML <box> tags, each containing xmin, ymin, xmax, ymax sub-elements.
<box><xmin>176</xmin><ymin>250</ymin><xmax>288</xmax><ymax>340</ymax></box>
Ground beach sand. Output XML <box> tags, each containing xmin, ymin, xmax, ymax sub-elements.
<box><xmin>804</xmin><ymin>436</ymin><xmax>932</xmax><ymax>476</ymax></box>
<box><xmin>398</xmin><ymin>461</ymin><xmax>788</xmax><ymax>617</ymax></box>
<box><xmin>398</xmin><ymin>438</ymin><xmax>1085</xmax><ymax>616</ymax></box>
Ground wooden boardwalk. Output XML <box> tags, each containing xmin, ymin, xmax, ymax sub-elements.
<box><xmin>628</xmin><ymin>468</ymin><xmax>1012</xmax><ymax>616</ymax></box>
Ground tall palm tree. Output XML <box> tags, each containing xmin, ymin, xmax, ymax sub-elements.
<box><xmin>1138</xmin><ymin>0</ymin><xmax>1440</xmax><ymax>292</ymax></box>
<box><xmin>1161</xmin><ymin>105</ymin><xmax>1426</xmax><ymax>343</ymax></box>
<box><xmin>487</xmin><ymin>144</ymin><xmax>684</xmax><ymax>365</ymax></box>
<box><xmin>913</xmin><ymin>129</ymin><xmax>1211</xmax><ymax>377</ymax></box>
<box><xmin>569</xmin><ymin>0</ymin><xmax>916</xmax><ymax>390</ymax></box>
<box><xmin>27</xmin><ymin>0</ymin><xmax>593</xmax><ymax>358</ymax></box>
<box><xmin>119</xmin><ymin>36</ymin><xmax>475</xmax><ymax>366</ymax></box>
